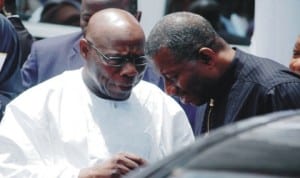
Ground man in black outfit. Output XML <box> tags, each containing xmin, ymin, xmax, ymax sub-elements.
<box><xmin>145</xmin><ymin>12</ymin><xmax>300</xmax><ymax>135</ymax></box>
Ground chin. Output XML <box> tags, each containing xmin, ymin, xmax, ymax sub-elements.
<box><xmin>111</xmin><ymin>91</ymin><xmax>131</xmax><ymax>101</ymax></box>
<box><xmin>189</xmin><ymin>101</ymin><xmax>200</xmax><ymax>106</ymax></box>
<box><xmin>189</xmin><ymin>99</ymin><xmax>207</xmax><ymax>106</ymax></box>
<box><xmin>180</xmin><ymin>95</ymin><xmax>204</xmax><ymax>106</ymax></box>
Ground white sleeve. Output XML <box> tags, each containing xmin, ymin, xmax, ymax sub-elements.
<box><xmin>171</xmin><ymin>106</ymin><xmax>195</xmax><ymax>152</ymax></box>
<box><xmin>161</xmin><ymin>95</ymin><xmax>195</xmax><ymax>154</ymax></box>
<box><xmin>0</xmin><ymin>104</ymin><xmax>80</xmax><ymax>178</ymax></box>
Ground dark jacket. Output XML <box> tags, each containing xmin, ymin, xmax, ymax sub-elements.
<box><xmin>196</xmin><ymin>48</ymin><xmax>300</xmax><ymax>134</ymax></box>
<box><xmin>0</xmin><ymin>14</ymin><xmax>24</xmax><ymax>119</ymax></box>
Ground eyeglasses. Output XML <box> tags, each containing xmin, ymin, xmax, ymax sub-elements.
<box><xmin>85</xmin><ymin>39</ymin><xmax>148</xmax><ymax>67</ymax></box>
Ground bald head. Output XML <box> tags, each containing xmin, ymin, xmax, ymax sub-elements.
<box><xmin>86</xmin><ymin>8</ymin><xmax>144</xmax><ymax>48</ymax></box>
<box><xmin>80</xmin><ymin>0</ymin><xmax>138</xmax><ymax>31</ymax></box>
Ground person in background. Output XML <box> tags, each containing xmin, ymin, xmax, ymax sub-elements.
<box><xmin>145</xmin><ymin>12</ymin><xmax>300</xmax><ymax>135</ymax></box>
<box><xmin>0</xmin><ymin>9</ymin><xmax>194</xmax><ymax>177</ymax></box>
<box><xmin>40</xmin><ymin>0</ymin><xmax>81</xmax><ymax>26</ymax></box>
<box><xmin>289</xmin><ymin>35</ymin><xmax>300</xmax><ymax>75</ymax></box>
<box><xmin>0</xmin><ymin>14</ymin><xmax>24</xmax><ymax>119</ymax></box>
<box><xmin>0</xmin><ymin>0</ymin><xmax>34</xmax><ymax>65</ymax></box>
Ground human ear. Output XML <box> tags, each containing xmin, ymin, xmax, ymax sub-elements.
<box><xmin>79</xmin><ymin>38</ymin><xmax>90</xmax><ymax>61</ymax></box>
<box><xmin>135</xmin><ymin>11</ymin><xmax>142</xmax><ymax>22</ymax></box>
<box><xmin>198</xmin><ymin>47</ymin><xmax>215</xmax><ymax>65</ymax></box>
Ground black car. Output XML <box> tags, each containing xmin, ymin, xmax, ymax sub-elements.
<box><xmin>127</xmin><ymin>110</ymin><xmax>300</xmax><ymax>178</ymax></box>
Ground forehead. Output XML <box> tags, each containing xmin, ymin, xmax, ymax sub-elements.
<box><xmin>93</xmin><ymin>37</ymin><xmax>145</xmax><ymax>56</ymax></box>
<box><xmin>88</xmin><ymin>17</ymin><xmax>144</xmax><ymax>51</ymax></box>
<box><xmin>83</xmin><ymin>0</ymin><xmax>131</xmax><ymax>12</ymax></box>
<box><xmin>153</xmin><ymin>48</ymin><xmax>184</xmax><ymax>73</ymax></box>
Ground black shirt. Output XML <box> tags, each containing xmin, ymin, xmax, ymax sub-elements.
<box><xmin>197</xmin><ymin>48</ymin><xmax>300</xmax><ymax>134</ymax></box>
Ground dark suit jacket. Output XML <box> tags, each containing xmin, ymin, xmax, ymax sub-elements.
<box><xmin>197</xmin><ymin>49</ymin><xmax>300</xmax><ymax>135</ymax></box>
<box><xmin>21</xmin><ymin>32</ymin><xmax>84</xmax><ymax>89</ymax></box>
<box><xmin>7</xmin><ymin>16</ymin><xmax>34</xmax><ymax>65</ymax></box>
<box><xmin>0</xmin><ymin>14</ymin><xmax>24</xmax><ymax>119</ymax></box>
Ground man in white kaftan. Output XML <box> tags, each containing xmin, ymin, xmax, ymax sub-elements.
<box><xmin>0</xmin><ymin>69</ymin><xmax>194</xmax><ymax>177</ymax></box>
<box><xmin>0</xmin><ymin>9</ymin><xmax>194</xmax><ymax>178</ymax></box>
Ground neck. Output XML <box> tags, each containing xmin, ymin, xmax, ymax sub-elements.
<box><xmin>216</xmin><ymin>46</ymin><xmax>236</xmax><ymax>73</ymax></box>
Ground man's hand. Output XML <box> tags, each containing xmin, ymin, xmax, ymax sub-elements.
<box><xmin>78</xmin><ymin>152</ymin><xmax>147</xmax><ymax>178</ymax></box>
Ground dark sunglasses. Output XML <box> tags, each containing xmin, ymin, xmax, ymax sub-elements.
<box><xmin>85</xmin><ymin>39</ymin><xmax>148</xmax><ymax>67</ymax></box>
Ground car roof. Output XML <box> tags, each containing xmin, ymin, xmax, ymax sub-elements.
<box><xmin>128</xmin><ymin>110</ymin><xmax>300</xmax><ymax>178</ymax></box>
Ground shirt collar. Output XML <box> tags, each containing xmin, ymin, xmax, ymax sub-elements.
<box><xmin>211</xmin><ymin>47</ymin><xmax>240</xmax><ymax>99</ymax></box>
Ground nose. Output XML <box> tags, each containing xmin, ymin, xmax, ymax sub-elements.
<box><xmin>120</xmin><ymin>62</ymin><xmax>139</xmax><ymax>77</ymax></box>
<box><xmin>165</xmin><ymin>80</ymin><xmax>178</xmax><ymax>96</ymax></box>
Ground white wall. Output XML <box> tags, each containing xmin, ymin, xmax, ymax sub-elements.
<box><xmin>250</xmin><ymin>0</ymin><xmax>300</xmax><ymax>66</ymax></box>
<box><xmin>138</xmin><ymin>0</ymin><xmax>166</xmax><ymax>38</ymax></box>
